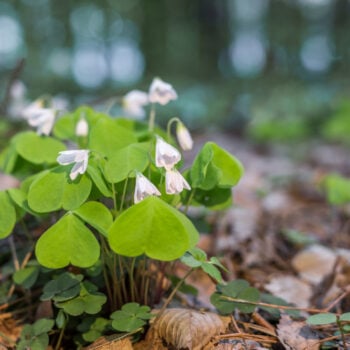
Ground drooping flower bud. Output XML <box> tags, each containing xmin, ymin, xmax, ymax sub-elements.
<box><xmin>176</xmin><ymin>122</ymin><xmax>193</xmax><ymax>151</ymax></box>
<box><xmin>75</xmin><ymin>117</ymin><xmax>89</xmax><ymax>137</ymax></box>
<box><xmin>134</xmin><ymin>172</ymin><xmax>161</xmax><ymax>204</ymax></box>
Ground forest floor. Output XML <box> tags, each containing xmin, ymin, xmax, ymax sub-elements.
<box><xmin>1</xmin><ymin>132</ymin><xmax>350</xmax><ymax>349</ymax></box>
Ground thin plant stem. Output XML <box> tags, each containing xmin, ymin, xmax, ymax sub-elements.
<box><xmin>148</xmin><ymin>103</ymin><xmax>156</xmax><ymax>131</ymax></box>
<box><xmin>112</xmin><ymin>183</ymin><xmax>118</xmax><ymax>216</ymax></box>
<box><xmin>140</xmin><ymin>256</ymin><xmax>148</xmax><ymax>305</ymax></box>
<box><xmin>153</xmin><ymin>268</ymin><xmax>194</xmax><ymax>323</ymax></box>
<box><xmin>336</xmin><ymin>316</ymin><xmax>348</xmax><ymax>349</ymax></box>
<box><xmin>129</xmin><ymin>257</ymin><xmax>137</xmax><ymax>302</ymax></box>
<box><xmin>105</xmin><ymin>97</ymin><xmax>122</xmax><ymax>114</ymax></box>
<box><xmin>54</xmin><ymin>322</ymin><xmax>66</xmax><ymax>350</ymax></box>
<box><xmin>184</xmin><ymin>188</ymin><xmax>196</xmax><ymax>214</ymax></box>
<box><xmin>118</xmin><ymin>255</ymin><xmax>128</xmax><ymax>303</ymax></box>
<box><xmin>119</xmin><ymin>177</ymin><xmax>130</xmax><ymax>212</ymax></box>
<box><xmin>99</xmin><ymin>236</ymin><xmax>113</xmax><ymax>309</ymax></box>
<box><xmin>8</xmin><ymin>236</ymin><xmax>20</xmax><ymax>271</ymax></box>
<box><xmin>166</xmin><ymin>117</ymin><xmax>181</xmax><ymax>141</ymax></box>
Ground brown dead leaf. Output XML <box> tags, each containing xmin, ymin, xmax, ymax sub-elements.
<box><xmin>84</xmin><ymin>335</ymin><xmax>133</xmax><ymax>350</ymax></box>
<box><xmin>151</xmin><ymin>308</ymin><xmax>227</xmax><ymax>350</ymax></box>
<box><xmin>292</xmin><ymin>245</ymin><xmax>337</xmax><ymax>284</ymax></box>
<box><xmin>265</xmin><ymin>275</ymin><xmax>312</xmax><ymax>308</ymax></box>
<box><xmin>277</xmin><ymin>314</ymin><xmax>319</xmax><ymax>350</ymax></box>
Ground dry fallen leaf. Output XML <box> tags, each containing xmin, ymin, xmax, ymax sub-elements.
<box><xmin>151</xmin><ymin>308</ymin><xmax>228</xmax><ymax>350</ymax></box>
<box><xmin>265</xmin><ymin>275</ymin><xmax>312</xmax><ymax>308</ymax></box>
<box><xmin>292</xmin><ymin>245</ymin><xmax>337</xmax><ymax>284</ymax></box>
<box><xmin>84</xmin><ymin>335</ymin><xmax>133</xmax><ymax>350</ymax></box>
<box><xmin>277</xmin><ymin>314</ymin><xmax>319</xmax><ymax>350</ymax></box>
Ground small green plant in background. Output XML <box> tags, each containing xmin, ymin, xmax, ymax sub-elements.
<box><xmin>0</xmin><ymin>78</ymin><xmax>244</xmax><ymax>348</ymax></box>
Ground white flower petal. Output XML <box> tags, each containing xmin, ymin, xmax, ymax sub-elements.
<box><xmin>176</xmin><ymin>122</ymin><xmax>193</xmax><ymax>151</ymax></box>
<box><xmin>123</xmin><ymin>90</ymin><xmax>149</xmax><ymax>119</ymax></box>
<box><xmin>149</xmin><ymin>78</ymin><xmax>177</xmax><ymax>105</ymax></box>
<box><xmin>155</xmin><ymin>136</ymin><xmax>181</xmax><ymax>170</ymax></box>
<box><xmin>57</xmin><ymin>150</ymin><xmax>90</xmax><ymax>180</ymax></box>
<box><xmin>21</xmin><ymin>99</ymin><xmax>44</xmax><ymax>119</ymax></box>
<box><xmin>134</xmin><ymin>173</ymin><xmax>161</xmax><ymax>204</ymax></box>
<box><xmin>165</xmin><ymin>169</ymin><xmax>191</xmax><ymax>195</ymax></box>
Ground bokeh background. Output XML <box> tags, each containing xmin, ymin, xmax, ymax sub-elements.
<box><xmin>1</xmin><ymin>0</ymin><xmax>350</xmax><ymax>141</ymax></box>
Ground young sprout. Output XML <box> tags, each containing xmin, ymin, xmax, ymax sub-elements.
<box><xmin>155</xmin><ymin>136</ymin><xmax>181</xmax><ymax>170</ymax></box>
<box><xmin>165</xmin><ymin>169</ymin><xmax>191</xmax><ymax>195</ymax></box>
<box><xmin>57</xmin><ymin>150</ymin><xmax>90</xmax><ymax>180</ymax></box>
<box><xmin>122</xmin><ymin>90</ymin><xmax>149</xmax><ymax>119</ymax></box>
<box><xmin>149</xmin><ymin>78</ymin><xmax>177</xmax><ymax>105</ymax></box>
<box><xmin>75</xmin><ymin>116</ymin><xmax>89</xmax><ymax>137</ymax></box>
<box><xmin>134</xmin><ymin>172</ymin><xmax>161</xmax><ymax>204</ymax></box>
<box><xmin>176</xmin><ymin>121</ymin><xmax>193</xmax><ymax>151</ymax></box>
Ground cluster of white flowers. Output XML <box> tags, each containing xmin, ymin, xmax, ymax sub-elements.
<box><xmin>122</xmin><ymin>77</ymin><xmax>177</xmax><ymax>119</ymax></box>
<box><xmin>134</xmin><ymin>136</ymin><xmax>190</xmax><ymax>203</ymax></box>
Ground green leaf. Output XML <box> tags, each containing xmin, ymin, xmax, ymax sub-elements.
<box><xmin>0</xmin><ymin>191</ymin><xmax>16</xmax><ymax>239</ymax></box>
<box><xmin>210</xmin><ymin>292</ymin><xmax>236</xmax><ymax>315</ymax></box>
<box><xmin>13</xmin><ymin>132</ymin><xmax>66</xmax><ymax>164</ymax></box>
<box><xmin>201</xmin><ymin>262</ymin><xmax>222</xmax><ymax>283</ymax></box>
<box><xmin>74</xmin><ymin>201</ymin><xmax>113</xmax><ymax>237</ymax></box>
<box><xmin>192</xmin><ymin>186</ymin><xmax>233</xmax><ymax>209</ymax></box>
<box><xmin>13</xmin><ymin>265</ymin><xmax>40</xmax><ymax>289</ymax></box>
<box><xmin>220</xmin><ymin>279</ymin><xmax>250</xmax><ymax>296</ymax></box>
<box><xmin>108</xmin><ymin>196</ymin><xmax>199</xmax><ymax>261</ymax></box>
<box><xmin>32</xmin><ymin>319</ymin><xmax>55</xmax><ymax>336</ymax></box>
<box><xmin>307</xmin><ymin>313</ymin><xmax>337</xmax><ymax>325</ymax></box>
<box><xmin>0</xmin><ymin>144</ymin><xmax>18</xmax><ymax>173</ymax></box>
<box><xmin>110</xmin><ymin>303</ymin><xmax>152</xmax><ymax>332</ymax></box>
<box><xmin>322</xmin><ymin>173</ymin><xmax>350</xmax><ymax>206</ymax></box>
<box><xmin>41</xmin><ymin>272</ymin><xmax>83</xmax><ymax>301</ymax></box>
<box><xmin>236</xmin><ymin>287</ymin><xmax>260</xmax><ymax>313</ymax></box>
<box><xmin>88</xmin><ymin>118</ymin><xmax>137</xmax><ymax>158</ymax></box>
<box><xmin>81</xmin><ymin>317</ymin><xmax>110</xmax><ymax>342</ymax></box>
<box><xmin>27</xmin><ymin>168</ymin><xmax>92</xmax><ymax>213</ymax></box>
<box><xmin>180</xmin><ymin>247</ymin><xmax>206</xmax><ymax>268</ymax></box>
<box><xmin>340</xmin><ymin>312</ymin><xmax>350</xmax><ymax>322</ymax></box>
<box><xmin>35</xmin><ymin>213</ymin><xmax>100</xmax><ymax>268</ymax></box>
<box><xmin>104</xmin><ymin>143</ymin><xmax>150</xmax><ymax>183</ymax></box>
<box><xmin>191</xmin><ymin>142</ymin><xmax>244</xmax><ymax>190</ymax></box>
<box><xmin>87</xmin><ymin>164</ymin><xmax>112</xmax><ymax>197</ymax></box>
<box><xmin>55</xmin><ymin>282</ymin><xmax>106</xmax><ymax>316</ymax></box>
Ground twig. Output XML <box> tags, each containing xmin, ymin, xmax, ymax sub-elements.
<box><xmin>0</xmin><ymin>58</ymin><xmax>25</xmax><ymax>115</ymax></box>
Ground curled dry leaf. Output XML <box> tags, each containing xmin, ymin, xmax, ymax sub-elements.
<box><xmin>152</xmin><ymin>308</ymin><xmax>228</xmax><ymax>350</ymax></box>
<box><xmin>277</xmin><ymin>314</ymin><xmax>319</xmax><ymax>350</ymax></box>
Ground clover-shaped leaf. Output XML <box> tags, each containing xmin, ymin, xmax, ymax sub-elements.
<box><xmin>28</xmin><ymin>168</ymin><xmax>92</xmax><ymax>213</ymax></box>
<box><xmin>108</xmin><ymin>196</ymin><xmax>199</xmax><ymax>261</ymax></box>
<box><xmin>104</xmin><ymin>143</ymin><xmax>149</xmax><ymax>183</ymax></box>
<box><xmin>191</xmin><ymin>142</ymin><xmax>244</xmax><ymax>190</ymax></box>
<box><xmin>13</xmin><ymin>131</ymin><xmax>66</xmax><ymax>164</ymax></box>
<box><xmin>41</xmin><ymin>272</ymin><xmax>83</xmax><ymax>301</ymax></box>
<box><xmin>211</xmin><ymin>279</ymin><xmax>260</xmax><ymax>315</ymax></box>
<box><xmin>88</xmin><ymin>118</ymin><xmax>137</xmax><ymax>158</ymax></box>
<box><xmin>0</xmin><ymin>191</ymin><xmax>16</xmax><ymax>239</ymax></box>
<box><xmin>181</xmin><ymin>247</ymin><xmax>224</xmax><ymax>282</ymax></box>
<box><xmin>13</xmin><ymin>263</ymin><xmax>40</xmax><ymax>289</ymax></box>
<box><xmin>110</xmin><ymin>302</ymin><xmax>152</xmax><ymax>332</ymax></box>
<box><xmin>307</xmin><ymin>313</ymin><xmax>337</xmax><ymax>325</ymax></box>
<box><xmin>55</xmin><ymin>282</ymin><xmax>106</xmax><ymax>316</ymax></box>
<box><xmin>35</xmin><ymin>213</ymin><xmax>100</xmax><ymax>268</ymax></box>
<box><xmin>74</xmin><ymin>201</ymin><xmax>113</xmax><ymax>237</ymax></box>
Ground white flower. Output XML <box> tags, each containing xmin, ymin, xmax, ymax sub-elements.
<box><xmin>149</xmin><ymin>78</ymin><xmax>177</xmax><ymax>105</ymax></box>
<box><xmin>75</xmin><ymin>117</ymin><xmax>89</xmax><ymax>137</ymax></box>
<box><xmin>21</xmin><ymin>99</ymin><xmax>45</xmax><ymax>119</ymax></box>
<box><xmin>176</xmin><ymin>122</ymin><xmax>193</xmax><ymax>151</ymax></box>
<box><xmin>57</xmin><ymin>150</ymin><xmax>90</xmax><ymax>180</ymax></box>
<box><xmin>134</xmin><ymin>172</ymin><xmax>161</xmax><ymax>204</ymax></box>
<box><xmin>165</xmin><ymin>169</ymin><xmax>191</xmax><ymax>195</ymax></box>
<box><xmin>155</xmin><ymin>136</ymin><xmax>181</xmax><ymax>170</ymax></box>
<box><xmin>123</xmin><ymin>90</ymin><xmax>149</xmax><ymax>119</ymax></box>
<box><xmin>26</xmin><ymin>108</ymin><xmax>56</xmax><ymax>136</ymax></box>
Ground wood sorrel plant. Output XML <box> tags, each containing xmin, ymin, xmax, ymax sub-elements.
<box><xmin>0</xmin><ymin>78</ymin><xmax>243</xmax><ymax>344</ymax></box>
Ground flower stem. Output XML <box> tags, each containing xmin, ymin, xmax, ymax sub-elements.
<box><xmin>129</xmin><ymin>257</ymin><xmax>137</xmax><ymax>302</ymax></box>
<box><xmin>166</xmin><ymin>117</ymin><xmax>181</xmax><ymax>141</ymax></box>
<box><xmin>119</xmin><ymin>177</ymin><xmax>129</xmax><ymax>212</ymax></box>
<box><xmin>148</xmin><ymin>103</ymin><xmax>156</xmax><ymax>131</ymax></box>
